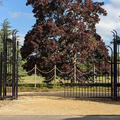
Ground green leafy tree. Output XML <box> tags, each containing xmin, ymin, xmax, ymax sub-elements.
<box><xmin>18</xmin><ymin>52</ymin><xmax>28</xmax><ymax>80</ymax></box>
<box><xmin>0</xmin><ymin>18</ymin><xmax>11</xmax><ymax>38</ymax></box>
<box><xmin>0</xmin><ymin>19</ymin><xmax>27</xmax><ymax>81</ymax></box>
<box><xmin>0</xmin><ymin>19</ymin><xmax>12</xmax><ymax>52</ymax></box>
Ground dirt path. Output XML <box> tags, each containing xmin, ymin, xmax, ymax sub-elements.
<box><xmin>0</xmin><ymin>92</ymin><xmax>120</xmax><ymax>115</ymax></box>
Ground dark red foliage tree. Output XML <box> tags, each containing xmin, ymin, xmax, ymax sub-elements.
<box><xmin>21</xmin><ymin>0</ymin><xmax>108</xmax><ymax>78</ymax></box>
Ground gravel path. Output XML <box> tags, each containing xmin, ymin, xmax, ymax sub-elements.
<box><xmin>0</xmin><ymin>92</ymin><xmax>120</xmax><ymax>116</ymax></box>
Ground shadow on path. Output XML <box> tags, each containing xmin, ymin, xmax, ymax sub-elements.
<box><xmin>19</xmin><ymin>91</ymin><xmax>120</xmax><ymax>105</ymax></box>
<box><xmin>64</xmin><ymin>115</ymin><xmax>120</xmax><ymax>120</ymax></box>
<box><xmin>0</xmin><ymin>115</ymin><xmax>120</xmax><ymax>120</ymax></box>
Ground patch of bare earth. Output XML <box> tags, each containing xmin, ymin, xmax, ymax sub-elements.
<box><xmin>0</xmin><ymin>92</ymin><xmax>120</xmax><ymax>115</ymax></box>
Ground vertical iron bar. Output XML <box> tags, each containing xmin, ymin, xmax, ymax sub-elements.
<box><xmin>113</xmin><ymin>34</ymin><xmax>117</xmax><ymax>100</ymax></box>
<box><xmin>16</xmin><ymin>41</ymin><xmax>19</xmax><ymax>99</ymax></box>
<box><xmin>73</xmin><ymin>55</ymin><xmax>76</xmax><ymax>98</ymax></box>
<box><xmin>3</xmin><ymin>33</ymin><xmax>7</xmax><ymax>98</ymax></box>
<box><xmin>105</xmin><ymin>61</ymin><xmax>107</xmax><ymax>97</ymax></box>
<box><xmin>118</xmin><ymin>44</ymin><xmax>119</xmax><ymax>98</ymax></box>
<box><xmin>0</xmin><ymin>53</ymin><xmax>2</xmax><ymax>98</ymax></box>
<box><xmin>111</xmin><ymin>54</ymin><xmax>113</xmax><ymax>99</ymax></box>
<box><xmin>12</xmin><ymin>35</ymin><xmax>16</xmax><ymax>99</ymax></box>
<box><xmin>34</xmin><ymin>64</ymin><xmax>37</xmax><ymax>88</ymax></box>
<box><xmin>98</xmin><ymin>61</ymin><xmax>100</xmax><ymax>98</ymax></box>
<box><xmin>54</xmin><ymin>65</ymin><xmax>56</xmax><ymax>86</ymax></box>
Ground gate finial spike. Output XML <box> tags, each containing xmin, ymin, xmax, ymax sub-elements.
<box><xmin>113</xmin><ymin>29</ymin><xmax>117</xmax><ymax>35</ymax></box>
<box><xmin>12</xmin><ymin>29</ymin><xmax>18</xmax><ymax>36</ymax></box>
<box><xmin>112</xmin><ymin>30</ymin><xmax>117</xmax><ymax>40</ymax></box>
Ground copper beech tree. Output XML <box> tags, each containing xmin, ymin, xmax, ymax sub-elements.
<box><xmin>21</xmin><ymin>0</ymin><xmax>109</xmax><ymax>78</ymax></box>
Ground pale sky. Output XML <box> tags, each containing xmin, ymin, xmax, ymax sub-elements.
<box><xmin>0</xmin><ymin>0</ymin><xmax>119</xmax><ymax>46</ymax></box>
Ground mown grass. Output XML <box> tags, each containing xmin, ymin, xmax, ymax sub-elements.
<box><xmin>18</xmin><ymin>74</ymin><xmax>120</xmax><ymax>92</ymax></box>
<box><xmin>18</xmin><ymin>75</ymin><xmax>64</xmax><ymax>92</ymax></box>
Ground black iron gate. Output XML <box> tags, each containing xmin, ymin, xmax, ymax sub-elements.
<box><xmin>112</xmin><ymin>30</ymin><xmax>120</xmax><ymax>100</ymax></box>
<box><xmin>0</xmin><ymin>30</ymin><xmax>19</xmax><ymax>100</ymax></box>
<box><xmin>64</xmin><ymin>31</ymin><xmax>120</xmax><ymax>100</ymax></box>
<box><xmin>0</xmin><ymin>30</ymin><xmax>119</xmax><ymax>100</ymax></box>
<box><xmin>64</xmin><ymin>58</ymin><xmax>112</xmax><ymax>99</ymax></box>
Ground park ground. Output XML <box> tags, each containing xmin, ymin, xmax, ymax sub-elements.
<box><xmin>0</xmin><ymin>92</ymin><xmax>120</xmax><ymax>116</ymax></box>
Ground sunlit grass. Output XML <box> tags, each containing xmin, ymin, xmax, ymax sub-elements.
<box><xmin>18</xmin><ymin>74</ymin><xmax>120</xmax><ymax>92</ymax></box>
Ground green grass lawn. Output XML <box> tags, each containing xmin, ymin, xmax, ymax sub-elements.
<box><xmin>18</xmin><ymin>74</ymin><xmax>120</xmax><ymax>92</ymax></box>
<box><xmin>19</xmin><ymin>75</ymin><xmax>45</xmax><ymax>84</ymax></box>
<box><xmin>18</xmin><ymin>75</ymin><xmax>64</xmax><ymax>92</ymax></box>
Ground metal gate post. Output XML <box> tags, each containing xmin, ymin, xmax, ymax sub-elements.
<box><xmin>12</xmin><ymin>31</ymin><xmax>17</xmax><ymax>99</ymax></box>
<box><xmin>111</xmin><ymin>55</ymin><xmax>114</xmax><ymax>99</ymax></box>
<box><xmin>0</xmin><ymin>53</ymin><xmax>2</xmax><ymax>98</ymax></box>
<box><xmin>16</xmin><ymin>41</ymin><xmax>19</xmax><ymax>99</ymax></box>
<box><xmin>113</xmin><ymin>31</ymin><xmax>118</xmax><ymax>100</ymax></box>
<box><xmin>3</xmin><ymin>34</ymin><xmax>7</xmax><ymax>98</ymax></box>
